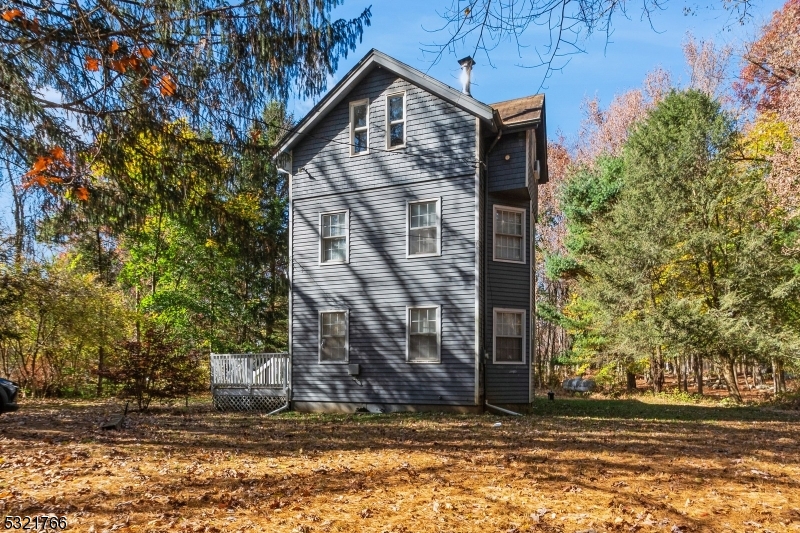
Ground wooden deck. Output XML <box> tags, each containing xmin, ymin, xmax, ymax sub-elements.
<box><xmin>210</xmin><ymin>353</ymin><xmax>290</xmax><ymax>412</ymax></box>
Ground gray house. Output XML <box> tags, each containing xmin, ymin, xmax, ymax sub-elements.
<box><xmin>274</xmin><ymin>49</ymin><xmax>548</xmax><ymax>413</ymax></box>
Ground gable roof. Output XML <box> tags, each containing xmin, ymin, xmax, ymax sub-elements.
<box><xmin>275</xmin><ymin>49</ymin><xmax>500</xmax><ymax>156</ymax></box>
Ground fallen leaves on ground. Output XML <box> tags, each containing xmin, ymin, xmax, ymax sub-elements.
<box><xmin>0</xmin><ymin>398</ymin><xmax>798</xmax><ymax>532</ymax></box>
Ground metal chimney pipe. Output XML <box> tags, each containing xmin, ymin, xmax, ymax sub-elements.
<box><xmin>458</xmin><ymin>56</ymin><xmax>476</xmax><ymax>96</ymax></box>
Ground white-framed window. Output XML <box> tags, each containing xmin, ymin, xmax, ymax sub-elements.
<box><xmin>493</xmin><ymin>308</ymin><xmax>526</xmax><ymax>364</ymax></box>
<box><xmin>349</xmin><ymin>99</ymin><xmax>369</xmax><ymax>155</ymax></box>
<box><xmin>493</xmin><ymin>205</ymin><xmax>526</xmax><ymax>263</ymax></box>
<box><xmin>407</xmin><ymin>198</ymin><xmax>441</xmax><ymax>258</ymax></box>
<box><xmin>386</xmin><ymin>92</ymin><xmax>406</xmax><ymax>149</ymax></box>
<box><xmin>319</xmin><ymin>310</ymin><xmax>348</xmax><ymax>363</ymax></box>
<box><xmin>406</xmin><ymin>305</ymin><xmax>440</xmax><ymax>363</ymax></box>
<box><xmin>319</xmin><ymin>210</ymin><xmax>348</xmax><ymax>264</ymax></box>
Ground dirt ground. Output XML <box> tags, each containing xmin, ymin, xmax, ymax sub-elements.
<box><xmin>1</xmin><ymin>397</ymin><xmax>799</xmax><ymax>533</ymax></box>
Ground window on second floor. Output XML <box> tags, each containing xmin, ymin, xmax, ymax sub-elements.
<box><xmin>386</xmin><ymin>92</ymin><xmax>405</xmax><ymax>148</ymax></box>
<box><xmin>408</xmin><ymin>198</ymin><xmax>441</xmax><ymax>257</ymax></box>
<box><xmin>493</xmin><ymin>205</ymin><xmax>525</xmax><ymax>263</ymax></box>
<box><xmin>320</xmin><ymin>211</ymin><xmax>348</xmax><ymax>264</ymax></box>
<box><xmin>350</xmin><ymin>99</ymin><xmax>369</xmax><ymax>155</ymax></box>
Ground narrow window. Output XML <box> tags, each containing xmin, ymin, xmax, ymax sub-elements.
<box><xmin>350</xmin><ymin>100</ymin><xmax>369</xmax><ymax>155</ymax></box>
<box><xmin>407</xmin><ymin>306</ymin><xmax>440</xmax><ymax>363</ymax></box>
<box><xmin>320</xmin><ymin>211</ymin><xmax>348</xmax><ymax>263</ymax></box>
<box><xmin>319</xmin><ymin>310</ymin><xmax>348</xmax><ymax>363</ymax></box>
<box><xmin>493</xmin><ymin>205</ymin><xmax>525</xmax><ymax>263</ymax></box>
<box><xmin>408</xmin><ymin>198</ymin><xmax>440</xmax><ymax>257</ymax></box>
<box><xmin>493</xmin><ymin>309</ymin><xmax>525</xmax><ymax>364</ymax></box>
<box><xmin>386</xmin><ymin>92</ymin><xmax>405</xmax><ymax>148</ymax></box>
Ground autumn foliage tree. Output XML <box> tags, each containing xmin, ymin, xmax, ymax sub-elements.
<box><xmin>0</xmin><ymin>0</ymin><xmax>370</xmax><ymax>221</ymax></box>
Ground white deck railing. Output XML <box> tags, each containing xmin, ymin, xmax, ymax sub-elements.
<box><xmin>210</xmin><ymin>353</ymin><xmax>289</xmax><ymax>389</ymax></box>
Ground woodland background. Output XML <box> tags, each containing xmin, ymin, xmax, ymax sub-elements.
<box><xmin>1</xmin><ymin>0</ymin><xmax>799</xmax><ymax>405</ymax></box>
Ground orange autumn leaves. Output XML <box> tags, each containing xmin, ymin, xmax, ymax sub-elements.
<box><xmin>22</xmin><ymin>147</ymin><xmax>88</xmax><ymax>201</ymax></box>
<box><xmin>2</xmin><ymin>7</ymin><xmax>40</xmax><ymax>32</ymax></box>
<box><xmin>84</xmin><ymin>41</ymin><xmax>175</xmax><ymax>96</ymax></box>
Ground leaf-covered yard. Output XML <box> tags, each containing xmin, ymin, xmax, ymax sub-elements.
<box><xmin>1</xmin><ymin>398</ymin><xmax>799</xmax><ymax>533</ymax></box>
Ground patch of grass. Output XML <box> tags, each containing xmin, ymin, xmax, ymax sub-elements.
<box><xmin>1</xmin><ymin>398</ymin><xmax>798</xmax><ymax>533</ymax></box>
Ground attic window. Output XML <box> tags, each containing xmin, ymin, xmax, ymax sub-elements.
<box><xmin>350</xmin><ymin>99</ymin><xmax>369</xmax><ymax>155</ymax></box>
<box><xmin>386</xmin><ymin>92</ymin><xmax>405</xmax><ymax>148</ymax></box>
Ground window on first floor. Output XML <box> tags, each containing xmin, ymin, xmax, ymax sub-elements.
<box><xmin>493</xmin><ymin>308</ymin><xmax>525</xmax><ymax>364</ymax></box>
<box><xmin>320</xmin><ymin>211</ymin><xmax>348</xmax><ymax>264</ymax></box>
<box><xmin>407</xmin><ymin>306</ymin><xmax>440</xmax><ymax>363</ymax></box>
<box><xmin>319</xmin><ymin>310</ymin><xmax>348</xmax><ymax>363</ymax></box>
<box><xmin>493</xmin><ymin>205</ymin><xmax>525</xmax><ymax>263</ymax></box>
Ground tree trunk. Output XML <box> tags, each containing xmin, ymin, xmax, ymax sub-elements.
<box><xmin>676</xmin><ymin>358</ymin><xmax>683</xmax><ymax>392</ymax></box>
<box><xmin>626</xmin><ymin>371</ymin><xmax>637</xmax><ymax>392</ymax></box>
<box><xmin>694</xmin><ymin>354</ymin><xmax>704</xmax><ymax>395</ymax></box>
<box><xmin>772</xmin><ymin>358</ymin><xmax>787</xmax><ymax>394</ymax></box>
<box><xmin>650</xmin><ymin>346</ymin><xmax>664</xmax><ymax>393</ymax></box>
<box><xmin>721</xmin><ymin>354</ymin><xmax>742</xmax><ymax>402</ymax></box>
<box><xmin>96</xmin><ymin>345</ymin><xmax>105</xmax><ymax>397</ymax></box>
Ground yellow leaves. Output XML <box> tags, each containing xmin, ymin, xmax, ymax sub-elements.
<box><xmin>2</xmin><ymin>9</ymin><xmax>23</xmax><ymax>21</ymax></box>
<box><xmin>159</xmin><ymin>74</ymin><xmax>177</xmax><ymax>97</ymax></box>
<box><xmin>742</xmin><ymin>111</ymin><xmax>792</xmax><ymax>159</ymax></box>
<box><xmin>84</xmin><ymin>56</ymin><xmax>101</xmax><ymax>72</ymax></box>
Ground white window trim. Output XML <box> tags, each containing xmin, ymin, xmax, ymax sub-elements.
<box><xmin>349</xmin><ymin>99</ymin><xmax>369</xmax><ymax>156</ymax></box>
<box><xmin>385</xmin><ymin>91</ymin><xmax>406</xmax><ymax>150</ymax></box>
<box><xmin>318</xmin><ymin>309</ymin><xmax>349</xmax><ymax>364</ymax></box>
<box><xmin>493</xmin><ymin>307</ymin><xmax>526</xmax><ymax>365</ymax></box>
<box><xmin>492</xmin><ymin>204</ymin><xmax>527</xmax><ymax>264</ymax></box>
<box><xmin>406</xmin><ymin>197</ymin><xmax>442</xmax><ymax>259</ymax></box>
<box><xmin>406</xmin><ymin>305</ymin><xmax>441</xmax><ymax>364</ymax></box>
<box><xmin>318</xmin><ymin>209</ymin><xmax>350</xmax><ymax>266</ymax></box>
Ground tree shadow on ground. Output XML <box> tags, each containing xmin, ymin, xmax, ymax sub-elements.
<box><xmin>531</xmin><ymin>396</ymin><xmax>800</xmax><ymax>422</ymax></box>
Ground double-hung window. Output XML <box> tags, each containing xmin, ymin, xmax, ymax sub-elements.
<box><xmin>320</xmin><ymin>211</ymin><xmax>348</xmax><ymax>264</ymax></box>
<box><xmin>386</xmin><ymin>92</ymin><xmax>405</xmax><ymax>148</ymax></box>
<box><xmin>407</xmin><ymin>306</ymin><xmax>440</xmax><ymax>363</ymax></box>
<box><xmin>493</xmin><ymin>308</ymin><xmax>525</xmax><ymax>364</ymax></box>
<box><xmin>319</xmin><ymin>310</ymin><xmax>348</xmax><ymax>363</ymax></box>
<box><xmin>350</xmin><ymin>99</ymin><xmax>369</xmax><ymax>155</ymax></box>
<box><xmin>407</xmin><ymin>198</ymin><xmax>440</xmax><ymax>257</ymax></box>
<box><xmin>493</xmin><ymin>205</ymin><xmax>525</xmax><ymax>263</ymax></box>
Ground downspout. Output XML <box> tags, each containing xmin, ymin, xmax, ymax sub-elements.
<box><xmin>485</xmin><ymin>401</ymin><xmax>523</xmax><ymax>416</ymax></box>
<box><xmin>481</xmin><ymin>111</ymin><xmax>504</xmax><ymax>411</ymax></box>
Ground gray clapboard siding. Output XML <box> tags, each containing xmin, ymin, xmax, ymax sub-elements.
<box><xmin>292</xmin><ymin>69</ymin><xmax>476</xmax><ymax>201</ymax></box>
<box><xmin>291</xmin><ymin>67</ymin><xmax>478</xmax><ymax>407</ymax></box>
<box><xmin>487</xmin><ymin>132</ymin><xmax>528</xmax><ymax>196</ymax></box>
<box><xmin>484</xmin><ymin>191</ymin><xmax>531</xmax><ymax>404</ymax></box>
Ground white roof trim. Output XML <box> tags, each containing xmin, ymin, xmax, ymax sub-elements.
<box><xmin>275</xmin><ymin>49</ymin><xmax>499</xmax><ymax>156</ymax></box>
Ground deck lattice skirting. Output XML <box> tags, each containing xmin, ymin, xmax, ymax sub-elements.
<box><xmin>210</xmin><ymin>353</ymin><xmax>290</xmax><ymax>412</ymax></box>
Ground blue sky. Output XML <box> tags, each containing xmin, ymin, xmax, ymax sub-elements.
<box><xmin>289</xmin><ymin>0</ymin><xmax>786</xmax><ymax>138</ymax></box>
